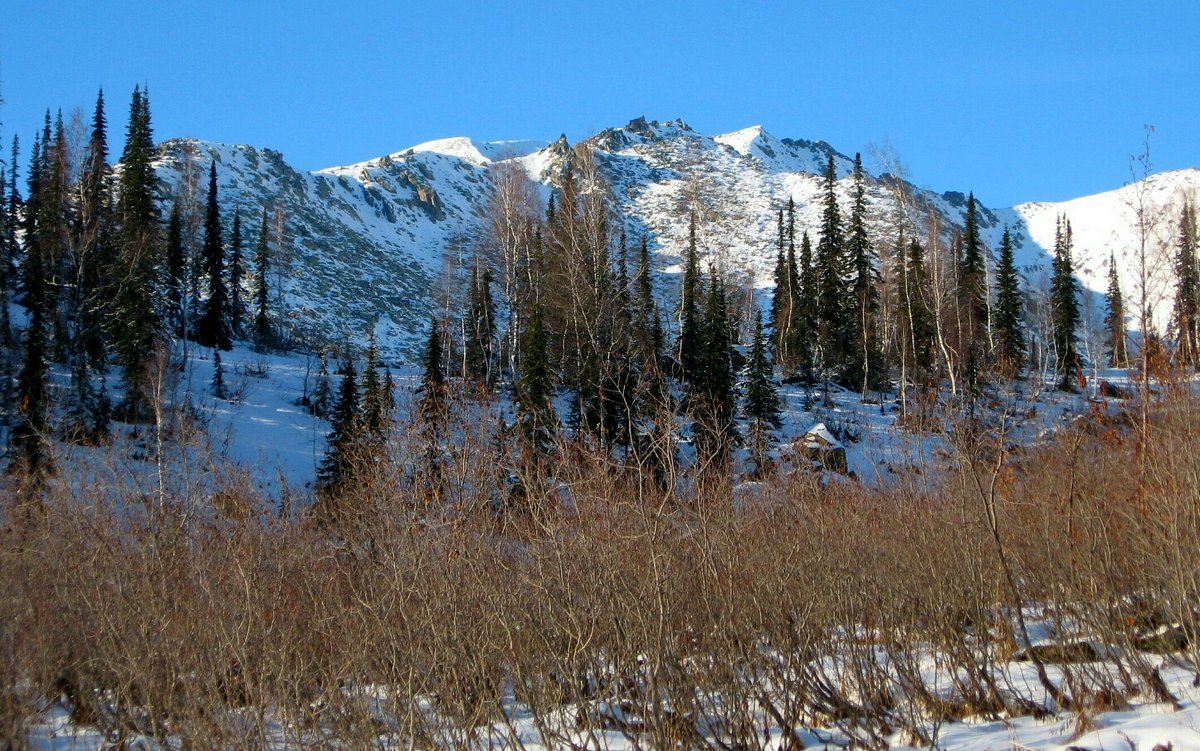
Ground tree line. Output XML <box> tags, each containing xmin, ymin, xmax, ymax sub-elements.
<box><xmin>0</xmin><ymin>88</ymin><xmax>286</xmax><ymax>480</ymax></box>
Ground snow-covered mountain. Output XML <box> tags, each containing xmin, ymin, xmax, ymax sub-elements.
<box><xmin>146</xmin><ymin>118</ymin><xmax>1198</xmax><ymax>360</ymax></box>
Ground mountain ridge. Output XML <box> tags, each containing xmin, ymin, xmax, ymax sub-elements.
<box><xmin>145</xmin><ymin>118</ymin><xmax>1199</xmax><ymax>360</ymax></box>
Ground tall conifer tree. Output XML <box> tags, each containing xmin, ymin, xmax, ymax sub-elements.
<box><xmin>993</xmin><ymin>227</ymin><xmax>1026</xmax><ymax>377</ymax></box>
<box><xmin>1051</xmin><ymin>216</ymin><xmax>1082</xmax><ymax>390</ymax></box>
<box><xmin>196</xmin><ymin>162</ymin><xmax>232</xmax><ymax>350</ymax></box>
<box><xmin>1105</xmin><ymin>253</ymin><xmax>1129</xmax><ymax>367</ymax></box>
<box><xmin>112</xmin><ymin>86</ymin><xmax>162</xmax><ymax>418</ymax></box>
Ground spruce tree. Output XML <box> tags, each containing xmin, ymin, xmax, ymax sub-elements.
<box><xmin>846</xmin><ymin>153</ymin><xmax>882</xmax><ymax>392</ymax></box>
<box><xmin>196</xmin><ymin>162</ymin><xmax>232</xmax><ymax>350</ymax></box>
<box><xmin>793</xmin><ymin>230</ymin><xmax>817</xmax><ymax>381</ymax></box>
<box><xmin>10</xmin><ymin>135</ymin><xmax>52</xmax><ymax>476</ymax></box>
<box><xmin>76</xmin><ymin>89</ymin><xmax>114</xmax><ymax>371</ymax></box>
<box><xmin>253</xmin><ymin>208</ymin><xmax>271</xmax><ymax>347</ymax></box>
<box><xmin>212</xmin><ymin>348</ymin><xmax>227</xmax><ymax>400</ymax></box>
<box><xmin>632</xmin><ymin>234</ymin><xmax>664</xmax><ymax>368</ymax></box>
<box><xmin>1051</xmin><ymin>216</ymin><xmax>1082</xmax><ymax>391</ymax></box>
<box><xmin>743</xmin><ymin>308</ymin><xmax>781</xmax><ymax>475</ymax></box>
<box><xmin>516</xmin><ymin>298</ymin><xmax>556</xmax><ymax>460</ymax></box>
<box><xmin>1171</xmin><ymin>201</ymin><xmax>1199</xmax><ymax>367</ymax></box>
<box><xmin>816</xmin><ymin>155</ymin><xmax>848</xmax><ymax>385</ymax></box>
<box><xmin>310</xmin><ymin>351</ymin><xmax>332</xmax><ymax>418</ymax></box>
<box><xmin>905</xmin><ymin>237</ymin><xmax>935</xmax><ymax>376</ymax></box>
<box><xmin>361</xmin><ymin>330</ymin><xmax>389</xmax><ymax>438</ymax></box>
<box><xmin>228</xmin><ymin>208</ymin><xmax>246</xmax><ymax>338</ymax></box>
<box><xmin>1105</xmin><ymin>253</ymin><xmax>1129</xmax><ymax>367</ymax></box>
<box><xmin>318</xmin><ymin>357</ymin><xmax>359</xmax><ymax>493</ymax></box>
<box><xmin>993</xmin><ymin>227</ymin><xmax>1026</xmax><ymax>377</ymax></box>
<box><xmin>769</xmin><ymin>208</ymin><xmax>788</xmax><ymax>353</ymax></box>
<box><xmin>165</xmin><ymin>201</ymin><xmax>185</xmax><ymax>337</ymax></box>
<box><xmin>693</xmin><ymin>266</ymin><xmax>737</xmax><ymax>465</ymax></box>
<box><xmin>465</xmin><ymin>261</ymin><xmax>497</xmax><ymax>386</ymax></box>
<box><xmin>112</xmin><ymin>86</ymin><xmax>162</xmax><ymax>419</ymax></box>
<box><xmin>958</xmin><ymin>193</ymin><xmax>989</xmax><ymax>366</ymax></box>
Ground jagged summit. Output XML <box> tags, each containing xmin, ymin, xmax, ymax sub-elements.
<box><xmin>141</xmin><ymin>120</ymin><xmax>1198</xmax><ymax>360</ymax></box>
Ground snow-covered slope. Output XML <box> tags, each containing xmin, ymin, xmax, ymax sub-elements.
<box><xmin>144</xmin><ymin>119</ymin><xmax>1195</xmax><ymax>360</ymax></box>
<box><xmin>998</xmin><ymin>169</ymin><xmax>1200</xmax><ymax>332</ymax></box>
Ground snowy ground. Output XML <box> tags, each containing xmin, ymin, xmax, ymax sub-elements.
<box><xmin>28</xmin><ymin>341</ymin><xmax>1147</xmax><ymax>505</ymax></box>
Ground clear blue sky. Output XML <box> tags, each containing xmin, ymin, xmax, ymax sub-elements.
<box><xmin>1</xmin><ymin>1</ymin><xmax>1195</xmax><ymax>207</ymax></box>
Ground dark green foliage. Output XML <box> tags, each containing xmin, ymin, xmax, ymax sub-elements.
<box><xmin>465</xmin><ymin>260</ymin><xmax>497</xmax><ymax>386</ymax></box>
<box><xmin>517</xmin><ymin>298</ymin><xmax>556</xmax><ymax>460</ymax></box>
<box><xmin>196</xmin><ymin>162</ymin><xmax>232</xmax><ymax>351</ymax></box>
<box><xmin>771</xmin><ymin>201</ymin><xmax>802</xmax><ymax>369</ymax></box>
<box><xmin>362</xmin><ymin>330</ymin><xmax>391</xmax><ymax>437</ymax></box>
<box><xmin>1105</xmin><ymin>253</ymin><xmax>1129</xmax><ymax>367</ymax></box>
<box><xmin>958</xmin><ymin>193</ymin><xmax>989</xmax><ymax>361</ymax></box>
<box><xmin>228</xmin><ymin>208</ymin><xmax>247</xmax><ymax>338</ymax></box>
<box><xmin>816</xmin><ymin>155</ymin><xmax>849</xmax><ymax>384</ymax></box>
<box><xmin>692</xmin><ymin>266</ymin><xmax>738</xmax><ymax>466</ymax></box>
<box><xmin>744</xmin><ymin>309</ymin><xmax>780</xmax><ymax>475</ymax></box>
<box><xmin>212</xmin><ymin>349</ymin><xmax>227</xmax><ymax>400</ymax></box>
<box><xmin>893</xmin><ymin>230</ymin><xmax>934</xmax><ymax>380</ymax></box>
<box><xmin>792</xmin><ymin>230</ymin><xmax>817</xmax><ymax>381</ymax></box>
<box><xmin>164</xmin><ymin>202</ymin><xmax>185</xmax><ymax>336</ymax></box>
<box><xmin>1171</xmin><ymin>201</ymin><xmax>1199</xmax><ymax>367</ymax></box>
<box><xmin>11</xmin><ymin>136</ymin><xmax>52</xmax><ymax>475</ymax></box>
<box><xmin>75</xmin><ymin>89</ymin><xmax>114</xmax><ymax>371</ymax></box>
<box><xmin>317</xmin><ymin>357</ymin><xmax>359</xmax><ymax>493</ymax></box>
<box><xmin>993</xmin><ymin>227</ymin><xmax>1026</xmax><ymax>377</ymax></box>
<box><xmin>1051</xmin><ymin>216</ymin><xmax>1082</xmax><ymax>391</ymax></box>
<box><xmin>846</xmin><ymin>153</ymin><xmax>883</xmax><ymax>392</ymax></box>
<box><xmin>310</xmin><ymin>352</ymin><xmax>332</xmax><ymax>418</ymax></box>
<box><xmin>632</xmin><ymin>235</ymin><xmax>664</xmax><ymax>369</ymax></box>
<box><xmin>112</xmin><ymin>86</ymin><xmax>162</xmax><ymax>417</ymax></box>
<box><xmin>253</xmin><ymin>209</ymin><xmax>271</xmax><ymax>347</ymax></box>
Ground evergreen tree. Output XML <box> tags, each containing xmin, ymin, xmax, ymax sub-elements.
<box><xmin>693</xmin><ymin>266</ymin><xmax>738</xmax><ymax>466</ymax></box>
<box><xmin>10</xmin><ymin>133</ymin><xmax>52</xmax><ymax>476</ymax></box>
<box><xmin>1171</xmin><ymin>200</ymin><xmax>1199</xmax><ymax>367</ymax></box>
<box><xmin>632</xmin><ymin>234</ymin><xmax>664</xmax><ymax>367</ymax></box>
<box><xmin>0</xmin><ymin>163</ymin><xmax>9</xmax><ymax>346</ymax></box>
<box><xmin>112</xmin><ymin>86</ymin><xmax>162</xmax><ymax>418</ymax></box>
<box><xmin>0</xmin><ymin>136</ymin><xmax>19</xmax><ymax>346</ymax></box>
<box><xmin>958</xmin><ymin>192</ymin><xmax>989</xmax><ymax>366</ymax></box>
<box><xmin>816</xmin><ymin>154</ymin><xmax>848</xmax><ymax>385</ymax></box>
<box><xmin>743</xmin><ymin>308</ymin><xmax>781</xmax><ymax>475</ymax></box>
<box><xmin>212</xmin><ymin>348</ymin><xmax>227</xmax><ymax>400</ymax></box>
<box><xmin>1051</xmin><ymin>216</ymin><xmax>1082</xmax><ymax>391</ymax></box>
<box><xmin>310</xmin><ymin>351</ymin><xmax>332</xmax><ymax>418</ymax></box>
<box><xmin>993</xmin><ymin>227</ymin><xmax>1026</xmax><ymax>377</ymax></box>
<box><xmin>196</xmin><ymin>162</ymin><xmax>232</xmax><ymax>350</ymax></box>
<box><xmin>465</xmin><ymin>260</ymin><xmax>497</xmax><ymax>386</ymax></box>
<box><xmin>516</xmin><ymin>298</ymin><xmax>556</xmax><ymax>460</ymax></box>
<box><xmin>75</xmin><ymin>89</ymin><xmax>114</xmax><ymax>371</ymax></box>
<box><xmin>792</xmin><ymin>230</ymin><xmax>818</xmax><ymax>381</ymax></box>
<box><xmin>317</xmin><ymin>357</ymin><xmax>359</xmax><ymax>493</ymax></box>
<box><xmin>905</xmin><ymin>237</ymin><xmax>934</xmax><ymax>376</ymax></box>
<box><xmin>228</xmin><ymin>208</ymin><xmax>247</xmax><ymax>338</ymax></box>
<box><xmin>253</xmin><ymin>208</ymin><xmax>271</xmax><ymax>346</ymax></box>
<box><xmin>164</xmin><ymin>201</ymin><xmax>185</xmax><ymax>336</ymax></box>
<box><xmin>1105</xmin><ymin>253</ymin><xmax>1129</xmax><ymax>367</ymax></box>
<box><xmin>846</xmin><ymin>153</ymin><xmax>883</xmax><ymax>392</ymax></box>
<box><xmin>361</xmin><ymin>330</ymin><xmax>389</xmax><ymax>437</ymax></box>
<box><xmin>769</xmin><ymin>208</ymin><xmax>788</xmax><ymax>352</ymax></box>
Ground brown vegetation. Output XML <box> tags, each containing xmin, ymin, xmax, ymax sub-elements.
<box><xmin>0</xmin><ymin>394</ymin><xmax>1198</xmax><ymax>749</ymax></box>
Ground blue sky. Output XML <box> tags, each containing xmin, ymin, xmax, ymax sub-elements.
<box><xmin>1</xmin><ymin>1</ymin><xmax>1194</xmax><ymax>207</ymax></box>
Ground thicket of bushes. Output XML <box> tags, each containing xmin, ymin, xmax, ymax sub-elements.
<box><xmin>0</xmin><ymin>397</ymin><xmax>1197</xmax><ymax>750</ymax></box>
